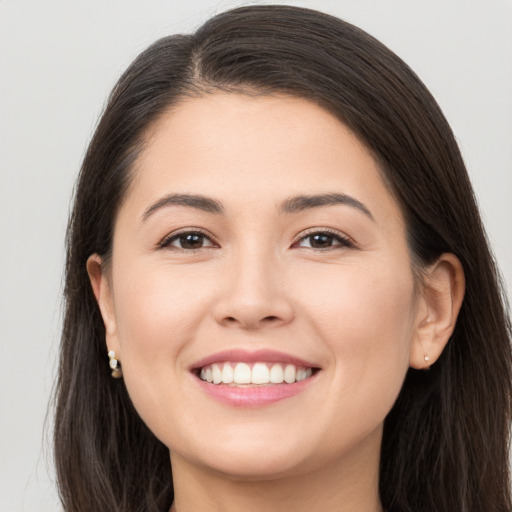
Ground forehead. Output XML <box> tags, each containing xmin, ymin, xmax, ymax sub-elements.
<box><xmin>123</xmin><ymin>92</ymin><xmax>402</xmax><ymax>224</ymax></box>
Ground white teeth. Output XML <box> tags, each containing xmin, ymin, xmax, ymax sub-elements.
<box><xmin>222</xmin><ymin>362</ymin><xmax>234</xmax><ymax>383</ymax></box>
<box><xmin>284</xmin><ymin>364</ymin><xmax>296</xmax><ymax>384</ymax></box>
<box><xmin>269</xmin><ymin>363</ymin><xmax>284</xmax><ymax>383</ymax></box>
<box><xmin>251</xmin><ymin>363</ymin><xmax>270</xmax><ymax>384</ymax></box>
<box><xmin>212</xmin><ymin>364</ymin><xmax>222</xmax><ymax>384</ymax></box>
<box><xmin>296</xmin><ymin>368</ymin><xmax>313</xmax><ymax>381</ymax></box>
<box><xmin>233</xmin><ymin>362</ymin><xmax>252</xmax><ymax>384</ymax></box>
<box><xmin>199</xmin><ymin>361</ymin><xmax>315</xmax><ymax>385</ymax></box>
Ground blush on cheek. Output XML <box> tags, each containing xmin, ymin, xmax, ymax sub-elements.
<box><xmin>115</xmin><ymin>265</ymin><xmax>208</xmax><ymax>340</ymax></box>
<box><xmin>316</xmin><ymin>270</ymin><xmax>414</xmax><ymax>373</ymax></box>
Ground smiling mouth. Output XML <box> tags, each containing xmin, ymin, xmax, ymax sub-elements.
<box><xmin>197</xmin><ymin>362</ymin><xmax>317</xmax><ymax>386</ymax></box>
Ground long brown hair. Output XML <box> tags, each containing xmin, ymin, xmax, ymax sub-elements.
<box><xmin>54</xmin><ymin>5</ymin><xmax>512</xmax><ymax>511</ymax></box>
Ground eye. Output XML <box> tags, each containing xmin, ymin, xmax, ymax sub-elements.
<box><xmin>160</xmin><ymin>230</ymin><xmax>217</xmax><ymax>250</ymax></box>
<box><xmin>293</xmin><ymin>230</ymin><xmax>354</xmax><ymax>250</ymax></box>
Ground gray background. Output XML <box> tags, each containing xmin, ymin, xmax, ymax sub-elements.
<box><xmin>1</xmin><ymin>0</ymin><xmax>511</xmax><ymax>510</ymax></box>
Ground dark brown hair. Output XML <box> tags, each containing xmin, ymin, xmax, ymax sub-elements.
<box><xmin>54</xmin><ymin>5</ymin><xmax>512</xmax><ymax>511</ymax></box>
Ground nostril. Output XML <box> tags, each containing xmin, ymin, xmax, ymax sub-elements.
<box><xmin>224</xmin><ymin>315</ymin><xmax>278</xmax><ymax>323</ymax></box>
<box><xmin>219</xmin><ymin>309</ymin><xmax>294</xmax><ymax>329</ymax></box>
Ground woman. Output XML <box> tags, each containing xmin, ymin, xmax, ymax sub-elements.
<box><xmin>54</xmin><ymin>5</ymin><xmax>512</xmax><ymax>511</ymax></box>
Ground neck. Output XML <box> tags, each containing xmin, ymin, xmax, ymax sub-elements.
<box><xmin>169</xmin><ymin>430</ymin><xmax>383</xmax><ymax>512</ymax></box>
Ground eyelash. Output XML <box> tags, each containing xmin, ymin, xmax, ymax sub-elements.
<box><xmin>159</xmin><ymin>228</ymin><xmax>218</xmax><ymax>251</ymax></box>
<box><xmin>158</xmin><ymin>228</ymin><xmax>355</xmax><ymax>252</ymax></box>
<box><xmin>291</xmin><ymin>228</ymin><xmax>355</xmax><ymax>251</ymax></box>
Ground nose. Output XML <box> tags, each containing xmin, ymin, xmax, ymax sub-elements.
<box><xmin>212</xmin><ymin>248</ymin><xmax>295</xmax><ymax>330</ymax></box>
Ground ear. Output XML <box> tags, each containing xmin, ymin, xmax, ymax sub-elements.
<box><xmin>86</xmin><ymin>254</ymin><xmax>121</xmax><ymax>356</ymax></box>
<box><xmin>410</xmin><ymin>253</ymin><xmax>465</xmax><ymax>369</ymax></box>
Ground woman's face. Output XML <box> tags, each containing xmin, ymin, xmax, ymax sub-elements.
<box><xmin>95</xmin><ymin>93</ymin><xmax>425</xmax><ymax>479</ymax></box>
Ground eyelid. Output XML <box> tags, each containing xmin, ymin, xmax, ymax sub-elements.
<box><xmin>291</xmin><ymin>227</ymin><xmax>356</xmax><ymax>249</ymax></box>
<box><xmin>158</xmin><ymin>227</ymin><xmax>219</xmax><ymax>249</ymax></box>
<box><xmin>157</xmin><ymin>226</ymin><xmax>355</xmax><ymax>251</ymax></box>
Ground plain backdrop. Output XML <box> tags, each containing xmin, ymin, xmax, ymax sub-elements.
<box><xmin>1</xmin><ymin>1</ymin><xmax>511</xmax><ymax>510</ymax></box>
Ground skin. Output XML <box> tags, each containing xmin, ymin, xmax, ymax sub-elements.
<box><xmin>88</xmin><ymin>93</ymin><xmax>465</xmax><ymax>512</ymax></box>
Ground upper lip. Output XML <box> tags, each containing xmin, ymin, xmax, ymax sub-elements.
<box><xmin>190</xmin><ymin>349</ymin><xmax>320</xmax><ymax>371</ymax></box>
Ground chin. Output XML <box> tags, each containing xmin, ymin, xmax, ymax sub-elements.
<box><xmin>191</xmin><ymin>449</ymin><xmax>313</xmax><ymax>481</ymax></box>
<box><xmin>168</xmin><ymin>427</ymin><xmax>320</xmax><ymax>480</ymax></box>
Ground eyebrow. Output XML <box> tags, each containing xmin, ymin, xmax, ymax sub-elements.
<box><xmin>141</xmin><ymin>192</ymin><xmax>373</xmax><ymax>222</ymax></box>
<box><xmin>279</xmin><ymin>193</ymin><xmax>374</xmax><ymax>220</ymax></box>
<box><xmin>142</xmin><ymin>193</ymin><xmax>224</xmax><ymax>221</ymax></box>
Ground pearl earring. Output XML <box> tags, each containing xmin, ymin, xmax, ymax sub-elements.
<box><xmin>108</xmin><ymin>350</ymin><xmax>123</xmax><ymax>379</ymax></box>
<box><xmin>424</xmin><ymin>355</ymin><xmax>430</xmax><ymax>363</ymax></box>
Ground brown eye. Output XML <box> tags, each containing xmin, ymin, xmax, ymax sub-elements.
<box><xmin>161</xmin><ymin>231</ymin><xmax>215</xmax><ymax>250</ymax></box>
<box><xmin>309</xmin><ymin>233</ymin><xmax>335</xmax><ymax>248</ymax></box>
<box><xmin>295</xmin><ymin>231</ymin><xmax>353</xmax><ymax>250</ymax></box>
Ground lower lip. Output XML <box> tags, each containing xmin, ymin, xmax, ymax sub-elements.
<box><xmin>194</xmin><ymin>374</ymin><xmax>318</xmax><ymax>407</ymax></box>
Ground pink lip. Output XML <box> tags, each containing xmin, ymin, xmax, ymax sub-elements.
<box><xmin>190</xmin><ymin>349</ymin><xmax>318</xmax><ymax>371</ymax></box>
<box><xmin>190</xmin><ymin>349</ymin><xmax>320</xmax><ymax>408</ymax></box>
<box><xmin>195</xmin><ymin>372</ymin><xmax>319</xmax><ymax>408</ymax></box>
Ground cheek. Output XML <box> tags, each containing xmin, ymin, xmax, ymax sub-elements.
<box><xmin>293</xmin><ymin>263</ymin><xmax>416</xmax><ymax>455</ymax></box>
<box><xmin>111</xmin><ymin>263</ymin><xmax>215</xmax><ymax>379</ymax></box>
<box><xmin>299</xmin><ymin>260</ymin><xmax>416</xmax><ymax>393</ymax></box>
<box><xmin>327</xmin><ymin>260</ymin><xmax>412</xmax><ymax>332</ymax></box>
<box><xmin>110</xmin><ymin>264</ymin><xmax>217</xmax><ymax>438</ymax></box>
